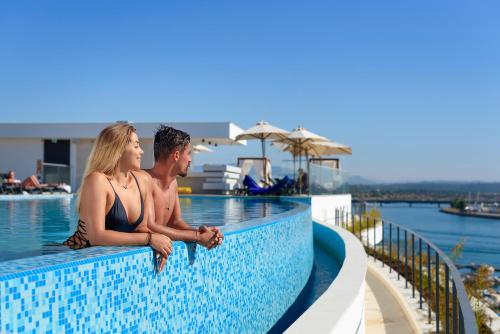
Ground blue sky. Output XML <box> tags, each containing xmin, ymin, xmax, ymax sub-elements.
<box><xmin>1</xmin><ymin>1</ymin><xmax>499</xmax><ymax>182</ymax></box>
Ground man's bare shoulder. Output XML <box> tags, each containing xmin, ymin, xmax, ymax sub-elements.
<box><xmin>135</xmin><ymin>169</ymin><xmax>153</xmax><ymax>182</ymax></box>
<box><xmin>140</xmin><ymin>169</ymin><xmax>164</xmax><ymax>195</ymax></box>
<box><xmin>133</xmin><ymin>170</ymin><xmax>153</xmax><ymax>190</ymax></box>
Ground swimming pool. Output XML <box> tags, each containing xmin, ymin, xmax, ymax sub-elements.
<box><xmin>0</xmin><ymin>196</ymin><xmax>313</xmax><ymax>333</ymax></box>
<box><xmin>0</xmin><ymin>195</ymin><xmax>298</xmax><ymax>262</ymax></box>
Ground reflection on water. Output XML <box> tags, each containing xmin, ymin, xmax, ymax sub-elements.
<box><xmin>0</xmin><ymin>197</ymin><xmax>297</xmax><ymax>262</ymax></box>
<box><xmin>180</xmin><ymin>197</ymin><xmax>294</xmax><ymax>227</ymax></box>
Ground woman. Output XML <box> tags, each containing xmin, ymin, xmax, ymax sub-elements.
<box><xmin>64</xmin><ymin>123</ymin><xmax>172</xmax><ymax>272</ymax></box>
<box><xmin>6</xmin><ymin>170</ymin><xmax>21</xmax><ymax>184</ymax></box>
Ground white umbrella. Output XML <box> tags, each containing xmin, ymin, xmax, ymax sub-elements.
<box><xmin>192</xmin><ymin>144</ymin><xmax>213</xmax><ymax>153</ymax></box>
<box><xmin>278</xmin><ymin>140</ymin><xmax>352</xmax><ymax>157</ymax></box>
<box><xmin>275</xmin><ymin>126</ymin><xmax>329</xmax><ymax>167</ymax></box>
<box><xmin>235</xmin><ymin>120</ymin><xmax>289</xmax><ymax>158</ymax></box>
<box><xmin>286</xmin><ymin>126</ymin><xmax>329</xmax><ymax>144</ymax></box>
<box><xmin>309</xmin><ymin>141</ymin><xmax>352</xmax><ymax>156</ymax></box>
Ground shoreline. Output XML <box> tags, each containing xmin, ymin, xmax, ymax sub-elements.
<box><xmin>440</xmin><ymin>207</ymin><xmax>500</xmax><ymax>220</ymax></box>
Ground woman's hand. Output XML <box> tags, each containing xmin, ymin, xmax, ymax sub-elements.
<box><xmin>149</xmin><ymin>233</ymin><xmax>172</xmax><ymax>272</ymax></box>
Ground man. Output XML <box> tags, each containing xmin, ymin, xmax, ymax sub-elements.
<box><xmin>296</xmin><ymin>168</ymin><xmax>308</xmax><ymax>194</ymax></box>
<box><xmin>143</xmin><ymin>125</ymin><xmax>223</xmax><ymax>249</ymax></box>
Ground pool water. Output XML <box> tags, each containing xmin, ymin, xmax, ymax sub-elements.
<box><xmin>0</xmin><ymin>196</ymin><xmax>297</xmax><ymax>262</ymax></box>
<box><xmin>269</xmin><ymin>241</ymin><xmax>343</xmax><ymax>333</ymax></box>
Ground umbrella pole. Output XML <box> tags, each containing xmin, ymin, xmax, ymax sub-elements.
<box><xmin>298</xmin><ymin>148</ymin><xmax>302</xmax><ymax>194</ymax></box>
<box><xmin>261</xmin><ymin>139</ymin><xmax>267</xmax><ymax>183</ymax></box>
<box><xmin>299</xmin><ymin>148</ymin><xmax>302</xmax><ymax>169</ymax></box>
<box><xmin>304</xmin><ymin>151</ymin><xmax>311</xmax><ymax>195</ymax></box>
<box><xmin>293</xmin><ymin>155</ymin><xmax>296</xmax><ymax>181</ymax></box>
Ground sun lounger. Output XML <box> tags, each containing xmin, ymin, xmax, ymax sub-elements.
<box><xmin>21</xmin><ymin>175</ymin><xmax>71</xmax><ymax>193</ymax></box>
<box><xmin>242</xmin><ymin>175</ymin><xmax>293</xmax><ymax>196</ymax></box>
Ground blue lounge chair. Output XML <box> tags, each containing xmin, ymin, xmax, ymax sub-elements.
<box><xmin>242</xmin><ymin>175</ymin><xmax>294</xmax><ymax>195</ymax></box>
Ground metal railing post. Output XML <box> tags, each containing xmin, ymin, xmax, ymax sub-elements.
<box><xmin>397</xmin><ymin>226</ymin><xmax>400</xmax><ymax>280</ymax></box>
<box><xmin>452</xmin><ymin>281</ymin><xmax>457</xmax><ymax>334</ymax></box>
<box><xmin>405</xmin><ymin>230</ymin><xmax>408</xmax><ymax>288</ymax></box>
<box><xmin>412</xmin><ymin>233</ymin><xmax>415</xmax><ymax>298</ymax></box>
<box><xmin>367</xmin><ymin>216</ymin><xmax>370</xmax><ymax>254</ymax></box>
<box><xmin>373</xmin><ymin>218</ymin><xmax>377</xmax><ymax>262</ymax></box>
<box><xmin>459</xmin><ymin>307</ymin><xmax>464</xmax><ymax>334</ymax></box>
<box><xmin>428</xmin><ymin>244</ymin><xmax>432</xmax><ymax>324</ymax></box>
<box><xmin>436</xmin><ymin>253</ymin><xmax>440</xmax><ymax>333</ymax></box>
<box><xmin>419</xmin><ymin>237</ymin><xmax>423</xmax><ymax>309</ymax></box>
<box><xmin>358</xmin><ymin>215</ymin><xmax>362</xmax><ymax>240</ymax></box>
<box><xmin>389</xmin><ymin>224</ymin><xmax>393</xmax><ymax>273</ymax></box>
<box><xmin>351</xmin><ymin>214</ymin><xmax>354</xmax><ymax>234</ymax></box>
<box><xmin>381</xmin><ymin>221</ymin><xmax>385</xmax><ymax>267</ymax></box>
<box><xmin>445</xmin><ymin>265</ymin><xmax>450</xmax><ymax>334</ymax></box>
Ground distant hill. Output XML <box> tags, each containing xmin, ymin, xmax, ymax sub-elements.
<box><xmin>347</xmin><ymin>175</ymin><xmax>377</xmax><ymax>185</ymax></box>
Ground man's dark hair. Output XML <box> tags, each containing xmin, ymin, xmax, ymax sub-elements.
<box><xmin>154</xmin><ymin>125</ymin><xmax>191</xmax><ymax>161</ymax></box>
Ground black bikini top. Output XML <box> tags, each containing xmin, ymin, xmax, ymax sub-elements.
<box><xmin>64</xmin><ymin>172</ymin><xmax>144</xmax><ymax>249</ymax></box>
<box><xmin>105</xmin><ymin>172</ymin><xmax>144</xmax><ymax>232</ymax></box>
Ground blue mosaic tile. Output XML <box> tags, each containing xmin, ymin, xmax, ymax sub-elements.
<box><xmin>0</xmin><ymin>201</ymin><xmax>313</xmax><ymax>333</ymax></box>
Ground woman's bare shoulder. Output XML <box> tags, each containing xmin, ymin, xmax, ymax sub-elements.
<box><xmin>82</xmin><ymin>172</ymin><xmax>109</xmax><ymax>191</ymax></box>
<box><xmin>79</xmin><ymin>172</ymin><xmax>111</xmax><ymax>211</ymax></box>
<box><xmin>85</xmin><ymin>171</ymin><xmax>108</xmax><ymax>182</ymax></box>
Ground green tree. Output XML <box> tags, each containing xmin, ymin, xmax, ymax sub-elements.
<box><xmin>451</xmin><ymin>197</ymin><xmax>466</xmax><ymax>211</ymax></box>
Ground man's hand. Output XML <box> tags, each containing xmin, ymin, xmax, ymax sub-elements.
<box><xmin>197</xmin><ymin>229</ymin><xmax>218</xmax><ymax>249</ymax></box>
<box><xmin>198</xmin><ymin>225</ymin><xmax>224</xmax><ymax>249</ymax></box>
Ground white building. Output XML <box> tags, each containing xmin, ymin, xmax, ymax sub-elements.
<box><xmin>0</xmin><ymin>122</ymin><xmax>245</xmax><ymax>191</ymax></box>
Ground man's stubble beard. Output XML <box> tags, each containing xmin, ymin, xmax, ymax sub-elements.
<box><xmin>177</xmin><ymin>164</ymin><xmax>190</xmax><ymax>177</ymax></box>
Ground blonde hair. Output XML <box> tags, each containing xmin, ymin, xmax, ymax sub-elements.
<box><xmin>77</xmin><ymin>123</ymin><xmax>137</xmax><ymax>210</ymax></box>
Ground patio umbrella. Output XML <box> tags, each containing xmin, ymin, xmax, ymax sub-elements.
<box><xmin>276</xmin><ymin>126</ymin><xmax>329</xmax><ymax>167</ymax></box>
<box><xmin>191</xmin><ymin>144</ymin><xmax>214</xmax><ymax>167</ymax></box>
<box><xmin>192</xmin><ymin>144</ymin><xmax>214</xmax><ymax>153</ymax></box>
<box><xmin>235</xmin><ymin>120</ymin><xmax>289</xmax><ymax>158</ymax></box>
<box><xmin>279</xmin><ymin>140</ymin><xmax>352</xmax><ymax>157</ymax></box>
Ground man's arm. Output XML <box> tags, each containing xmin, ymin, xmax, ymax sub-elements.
<box><xmin>145</xmin><ymin>179</ymin><xmax>220</xmax><ymax>248</ymax></box>
<box><xmin>167</xmin><ymin>181</ymin><xmax>224</xmax><ymax>247</ymax></box>
<box><xmin>167</xmin><ymin>189</ymin><xmax>196</xmax><ymax>230</ymax></box>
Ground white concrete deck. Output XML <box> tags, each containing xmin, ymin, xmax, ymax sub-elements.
<box><xmin>365</xmin><ymin>264</ymin><xmax>417</xmax><ymax>333</ymax></box>
<box><xmin>365</xmin><ymin>260</ymin><xmax>437</xmax><ymax>334</ymax></box>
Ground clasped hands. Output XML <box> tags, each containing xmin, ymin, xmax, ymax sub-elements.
<box><xmin>197</xmin><ymin>225</ymin><xmax>224</xmax><ymax>250</ymax></box>
<box><xmin>152</xmin><ymin>225</ymin><xmax>223</xmax><ymax>273</ymax></box>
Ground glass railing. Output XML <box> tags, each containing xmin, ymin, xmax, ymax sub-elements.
<box><xmin>308</xmin><ymin>161</ymin><xmax>349</xmax><ymax>195</ymax></box>
<box><xmin>42</xmin><ymin>162</ymin><xmax>70</xmax><ymax>185</ymax></box>
<box><xmin>264</xmin><ymin>159</ymin><xmax>349</xmax><ymax>195</ymax></box>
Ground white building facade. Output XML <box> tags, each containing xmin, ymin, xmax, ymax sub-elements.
<box><xmin>0</xmin><ymin>122</ymin><xmax>245</xmax><ymax>191</ymax></box>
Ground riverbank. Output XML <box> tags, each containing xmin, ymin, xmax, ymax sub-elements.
<box><xmin>440</xmin><ymin>207</ymin><xmax>500</xmax><ymax>220</ymax></box>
